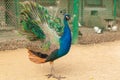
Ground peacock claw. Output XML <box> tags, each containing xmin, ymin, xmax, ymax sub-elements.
<box><xmin>45</xmin><ymin>74</ymin><xmax>66</xmax><ymax>80</ymax></box>
<box><xmin>45</xmin><ymin>74</ymin><xmax>53</xmax><ymax>78</ymax></box>
<box><xmin>53</xmin><ymin>75</ymin><xmax>66</xmax><ymax>80</ymax></box>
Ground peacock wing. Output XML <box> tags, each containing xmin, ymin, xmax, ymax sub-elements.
<box><xmin>19</xmin><ymin>1</ymin><xmax>63</xmax><ymax>55</ymax></box>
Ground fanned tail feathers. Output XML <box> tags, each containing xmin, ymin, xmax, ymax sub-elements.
<box><xmin>28</xmin><ymin>50</ymin><xmax>47</xmax><ymax>64</ymax></box>
<box><xmin>20</xmin><ymin>1</ymin><xmax>62</xmax><ymax>45</ymax></box>
<box><xmin>19</xmin><ymin>1</ymin><xmax>64</xmax><ymax>55</ymax></box>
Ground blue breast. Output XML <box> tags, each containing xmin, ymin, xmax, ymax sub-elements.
<box><xmin>58</xmin><ymin>20</ymin><xmax>72</xmax><ymax>57</ymax></box>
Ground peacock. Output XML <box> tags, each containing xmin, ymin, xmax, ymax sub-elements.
<box><xmin>19</xmin><ymin>1</ymin><xmax>72</xmax><ymax>80</ymax></box>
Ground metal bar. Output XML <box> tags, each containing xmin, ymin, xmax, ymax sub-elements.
<box><xmin>14</xmin><ymin>0</ymin><xmax>19</xmax><ymax>27</ymax></box>
<box><xmin>81</xmin><ymin>0</ymin><xmax>83</xmax><ymax>25</ymax></box>
<box><xmin>114</xmin><ymin>0</ymin><xmax>117</xmax><ymax>19</ymax></box>
<box><xmin>72</xmin><ymin>0</ymin><xmax>80</xmax><ymax>44</ymax></box>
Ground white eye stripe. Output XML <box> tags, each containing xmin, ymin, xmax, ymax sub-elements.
<box><xmin>66</xmin><ymin>16</ymin><xmax>69</xmax><ymax>19</ymax></box>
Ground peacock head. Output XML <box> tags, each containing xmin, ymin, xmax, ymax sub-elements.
<box><xmin>64</xmin><ymin>14</ymin><xmax>71</xmax><ymax>21</ymax></box>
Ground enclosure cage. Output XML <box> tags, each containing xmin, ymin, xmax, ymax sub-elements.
<box><xmin>0</xmin><ymin>0</ymin><xmax>120</xmax><ymax>44</ymax></box>
<box><xmin>0</xmin><ymin>0</ymin><xmax>80</xmax><ymax>43</ymax></box>
<box><xmin>0</xmin><ymin>0</ymin><xmax>76</xmax><ymax>28</ymax></box>
<box><xmin>0</xmin><ymin>0</ymin><xmax>120</xmax><ymax>28</ymax></box>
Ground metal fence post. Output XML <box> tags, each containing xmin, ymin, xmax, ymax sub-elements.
<box><xmin>72</xmin><ymin>0</ymin><xmax>80</xmax><ymax>44</ymax></box>
<box><xmin>114</xmin><ymin>0</ymin><xmax>117</xmax><ymax>19</ymax></box>
<box><xmin>14</xmin><ymin>0</ymin><xmax>19</xmax><ymax>28</ymax></box>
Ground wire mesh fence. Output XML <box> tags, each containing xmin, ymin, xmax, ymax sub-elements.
<box><xmin>0</xmin><ymin>0</ymin><xmax>120</xmax><ymax>48</ymax></box>
<box><xmin>0</xmin><ymin>0</ymin><xmax>120</xmax><ymax>28</ymax></box>
<box><xmin>0</xmin><ymin>0</ymin><xmax>18</xmax><ymax>28</ymax></box>
<box><xmin>0</xmin><ymin>0</ymin><xmax>6</xmax><ymax>27</ymax></box>
<box><xmin>0</xmin><ymin>0</ymin><xmax>68</xmax><ymax>29</ymax></box>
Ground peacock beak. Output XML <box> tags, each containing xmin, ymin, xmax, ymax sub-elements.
<box><xmin>66</xmin><ymin>16</ymin><xmax>70</xmax><ymax>21</ymax></box>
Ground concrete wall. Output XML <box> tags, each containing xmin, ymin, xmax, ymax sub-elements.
<box><xmin>83</xmin><ymin>0</ymin><xmax>114</xmax><ymax>27</ymax></box>
<box><xmin>116</xmin><ymin>0</ymin><xmax>120</xmax><ymax>17</ymax></box>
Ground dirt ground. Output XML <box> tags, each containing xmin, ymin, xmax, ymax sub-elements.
<box><xmin>0</xmin><ymin>41</ymin><xmax>120</xmax><ymax>80</ymax></box>
<box><xmin>1</xmin><ymin>27</ymin><xmax>120</xmax><ymax>51</ymax></box>
<box><xmin>79</xmin><ymin>27</ymin><xmax>120</xmax><ymax>44</ymax></box>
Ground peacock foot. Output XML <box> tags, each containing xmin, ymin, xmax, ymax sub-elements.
<box><xmin>45</xmin><ymin>73</ymin><xmax>55</xmax><ymax>78</ymax></box>
<box><xmin>45</xmin><ymin>74</ymin><xmax>66</xmax><ymax>80</ymax></box>
<box><xmin>53</xmin><ymin>75</ymin><xmax>66</xmax><ymax>80</ymax></box>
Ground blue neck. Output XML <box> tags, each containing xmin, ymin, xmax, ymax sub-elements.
<box><xmin>64</xmin><ymin>18</ymin><xmax>68</xmax><ymax>26</ymax></box>
<box><xmin>58</xmin><ymin>19</ymin><xmax>72</xmax><ymax>57</ymax></box>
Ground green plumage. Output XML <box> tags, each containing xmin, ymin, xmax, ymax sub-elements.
<box><xmin>19</xmin><ymin>1</ymin><xmax>64</xmax><ymax>52</ymax></box>
<box><xmin>21</xmin><ymin>19</ymin><xmax>45</xmax><ymax>41</ymax></box>
<box><xmin>20</xmin><ymin>1</ymin><xmax>63</xmax><ymax>41</ymax></box>
<box><xmin>19</xmin><ymin>1</ymin><xmax>72</xmax><ymax>65</ymax></box>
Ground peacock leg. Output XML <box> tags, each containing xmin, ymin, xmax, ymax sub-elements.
<box><xmin>46</xmin><ymin>62</ymin><xmax>66</xmax><ymax>80</ymax></box>
<box><xmin>46</xmin><ymin>61</ymin><xmax>56</xmax><ymax>78</ymax></box>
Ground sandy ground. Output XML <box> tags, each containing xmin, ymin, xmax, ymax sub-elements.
<box><xmin>0</xmin><ymin>41</ymin><xmax>120</xmax><ymax>80</ymax></box>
